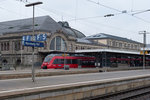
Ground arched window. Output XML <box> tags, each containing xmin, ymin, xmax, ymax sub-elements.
<box><xmin>50</xmin><ymin>36</ymin><xmax>67</xmax><ymax>51</ymax></box>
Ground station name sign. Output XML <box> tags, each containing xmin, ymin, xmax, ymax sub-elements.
<box><xmin>22</xmin><ymin>33</ymin><xmax>47</xmax><ymax>47</ymax></box>
<box><xmin>23</xmin><ymin>41</ymin><xmax>44</xmax><ymax>47</ymax></box>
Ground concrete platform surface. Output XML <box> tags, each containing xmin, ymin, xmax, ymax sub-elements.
<box><xmin>0</xmin><ymin>70</ymin><xmax>150</xmax><ymax>98</ymax></box>
<box><xmin>0</xmin><ymin>68</ymin><xmax>101</xmax><ymax>80</ymax></box>
<box><xmin>0</xmin><ymin>67</ymin><xmax>150</xmax><ymax>80</ymax></box>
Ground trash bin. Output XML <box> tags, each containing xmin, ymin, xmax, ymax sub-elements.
<box><xmin>64</xmin><ymin>65</ymin><xmax>69</xmax><ymax>70</ymax></box>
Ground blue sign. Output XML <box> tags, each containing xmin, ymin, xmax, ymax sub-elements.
<box><xmin>35</xmin><ymin>34</ymin><xmax>47</xmax><ymax>41</ymax></box>
<box><xmin>23</xmin><ymin>41</ymin><xmax>44</xmax><ymax>47</ymax></box>
<box><xmin>22</xmin><ymin>34</ymin><xmax>47</xmax><ymax>42</ymax></box>
<box><xmin>22</xmin><ymin>35</ymin><xmax>32</xmax><ymax>41</ymax></box>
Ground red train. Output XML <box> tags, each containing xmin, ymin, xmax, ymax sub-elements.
<box><xmin>41</xmin><ymin>54</ymin><xmax>96</xmax><ymax>69</ymax></box>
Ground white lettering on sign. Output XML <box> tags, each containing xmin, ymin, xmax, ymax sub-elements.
<box><xmin>37</xmin><ymin>34</ymin><xmax>40</xmax><ymax>41</ymax></box>
<box><xmin>26</xmin><ymin>35</ymin><xmax>31</xmax><ymax>41</ymax></box>
<box><xmin>31</xmin><ymin>36</ymin><xmax>36</xmax><ymax>41</ymax></box>
<box><xmin>43</xmin><ymin>34</ymin><xmax>47</xmax><ymax>40</ymax></box>
<box><xmin>22</xmin><ymin>36</ymin><xmax>25</xmax><ymax>41</ymax></box>
<box><xmin>22</xmin><ymin>34</ymin><xmax>47</xmax><ymax>42</ymax></box>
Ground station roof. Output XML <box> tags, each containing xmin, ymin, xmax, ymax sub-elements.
<box><xmin>76</xmin><ymin>38</ymin><xmax>108</xmax><ymax>47</ymax></box>
<box><xmin>58</xmin><ymin>21</ymin><xmax>85</xmax><ymax>38</ymax></box>
<box><xmin>0</xmin><ymin>16</ymin><xmax>85</xmax><ymax>38</ymax></box>
<box><xmin>85</xmin><ymin>33</ymin><xmax>142</xmax><ymax>44</ymax></box>
<box><xmin>76</xmin><ymin>38</ymin><xmax>92</xmax><ymax>44</ymax></box>
<box><xmin>75</xmin><ymin>49</ymin><xmax>141</xmax><ymax>55</ymax></box>
<box><xmin>0</xmin><ymin>16</ymin><xmax>60</xmax><ymax>34</ymax></box>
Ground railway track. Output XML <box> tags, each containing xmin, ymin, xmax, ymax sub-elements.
<box><xmin>83</xmin><ymin>85</ymin><xmax>150</xmax><ymax>100</ymax></box>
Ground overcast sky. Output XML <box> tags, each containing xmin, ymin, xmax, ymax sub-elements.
<box><xmin>1</xmin><ymin>0</ymin><xmax>150</xmax><ymax>44</ymax></box>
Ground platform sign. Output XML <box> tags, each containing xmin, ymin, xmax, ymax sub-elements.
<box><xmin>22</xmin><ymin>34</ymin><xmax>46</xmax><ymax>47</ymax></box>
<box><xmin>140</xmin><ymin>51</ymin><xmax>143</xmax><ymax>54</ymax></box>
<box><xmin>22</xmin><ymin>34</ymin><xmax>47</xmax><ymax>42</ymax></box>
<box><xmin>62</xmin><ymin>54</ymin><xmax>68</xmax><ymax>57</ymax></box>
<box><xmin>140</xmin><ymin>50</ymin><xmax>150</xmax><ymax>54</ymax></box>
<box><xmin>35</xmin><ymin>34</ymin><xmax>47</xmax><ymax>41</ymax></box>
<box><xmin>22</xmin><ymin>35</ymin><xmax>32</xmax><ymax>41</ymax></box>
<box><xmin>145</xmin><ymin>51</ymin><xmax>148</xmax><ymax>54</ymax></box>
<box><xmin>23</xmin><ymin>41</ymin><xmax>44</xmax><ymax>47</ymax></box>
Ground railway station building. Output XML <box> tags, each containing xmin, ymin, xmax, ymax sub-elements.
<box><xmin>0</xmin><ymin>15</ymin><xmax>145</xmax><ymax>67</ymax></box>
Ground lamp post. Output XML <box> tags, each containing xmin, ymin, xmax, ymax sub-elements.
<box><xmin>139</xmin><ymin>31</ymin><xmax>150</xmax><ymax>70</ymax></box>
<box><xmin>25</xmin><ymin>2</ymin><xmax>43</xmax><ymax>82</ymax></box>
<box><xmin>0</xmin><ymin>51</ymin><xmax>1</xmax><ymax>65</ymax></box>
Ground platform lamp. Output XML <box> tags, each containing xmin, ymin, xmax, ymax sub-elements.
<box><xmin>25</xmin><ymin>2</ymin><xmax>43</xmax><ymax>82</ymax></box>
<box><xmin>139</xmin><ymin>31</ymin><xmax>150</xmax><ymax>70</ymax></box>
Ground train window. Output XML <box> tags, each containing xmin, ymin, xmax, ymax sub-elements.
<box><xmin>65</xmin><ymin>59</ymin><xmax>71</xmax><ymax>64</ymax></box>
<box><xmin>59</xmin><ymin>59</ymin><xmax>64</xmax><ymax>64</ymax></box>
<box><xmin>53</xmin><ymin>59</ymin><xmax>64</xmax><ymax>64</ymax></box>
<box><xmin>87</xmin><ymin>61</ymin><xmax>94</xmax><ymax>65</ymax></box>
<box><xmin>90</xmin><ymin>61</ymin><xmax>95</xmax><ymax>65</ymax></box>
<box><xmin>53</xmin><ymin>59</ymin><xmax>58</xmax><ymax>64</ymax></box>
<box><xmin>72</xmin><ymin>59</ymin><xmax>77</xmax><ymax>64</ymax></box>
<box><xmin>82</xmin><ymin>61</ymin><xmax>88</xmax><ymax>65</ymax></box>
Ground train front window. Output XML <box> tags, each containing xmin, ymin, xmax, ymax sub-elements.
<box><xmin>44</xmin><ymin>57</ymin><xmax>51</xmax><ymax>63</ymax></box>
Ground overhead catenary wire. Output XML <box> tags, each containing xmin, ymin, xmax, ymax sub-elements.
<box><xmin>2</xmin><ymin>1</ymin><xmax>137</xmax><ymax>34</ymax></box>
<box><xmin>87</xmin><ymin>0</ymin><xmax>122</xmax><ymax>12</ymax></box>
<box><xmin>75</xmin><ymin>18</ymin><xmax>138</xmax><ymax>34</ymax></box>
<box><xmin>0</xmin><ymin>0</ymin><xmax>148</xmax><ymax>38</ymax></box>
<box><xmin>17</xmin><ymin>0</ymin><xmax>131</xmax><ymax>32</ymax></box>
<box><xmin>15</xmin><ymin>0</ymin><xmax>149</xmax><ymax>28</ymax></box>
<box><xmin>67</xmin><ymin>12</ymin><xmax>124</xmax><ymax>21</ymax></box>
<box><xmin>132</xmin><ymin>9</ymin><xmax>150</xmax><ymax>15</ymax></box>
<box><xmin>1</xmin><ymin>0</ymin><xmax>150</xmax><ymax>26</ymax></box>
<box><xmin>73</xmin><ymin>20</ymin><xmax>138</xmax><ymax>41</ymax></box>
<box><xmin>87</xmin><ymin>0</ymin><xmax>150</xmax><ymax>24</ymax></box>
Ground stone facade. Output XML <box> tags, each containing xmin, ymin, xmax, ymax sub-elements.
<box><xmin>0</xmin><ymin>31</ymin><xmax>106</xmax><ymax>66</ymax></box>
<box><xmin>98</xmin><ymin>39</ymin><xmax>142</xmax><ymax>51</ymax></box>
<box><xmin>86</xmin><ymin>33</ymin><xmax>143</xmax><ymax>51</ymax></box>
<box><xmin>0</xmin><ymin>16</ymin><xmax>143</xmax><ymax>66</ymax></box>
